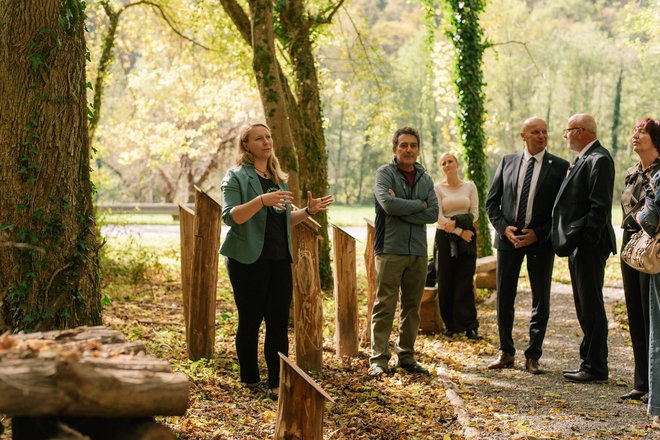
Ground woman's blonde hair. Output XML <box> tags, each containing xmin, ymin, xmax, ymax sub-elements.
<box><xmin>235</xmin><ymin>122</ymin><xmax>288</xmax><ymax>184</ymax></box>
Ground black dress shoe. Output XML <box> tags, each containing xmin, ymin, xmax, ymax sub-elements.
<box><xmin>398</xmin><ymin>362</ymin><xmax>430</xmax><ymax>375</ymax></box>
<box><xmin>562</xmin><ymin>368</ymin><xmax>581</xmax><ymax>374</ymax></box>
<box><xmin>620</xmin><ymin>390</ymin><xmax>647</xmax><ymax>400</ymax></box>
<box><xmin>465</xmin><ymin>329</ymin><xmax>483</xmax><ymax>340</ymax></box>
<box><xmin>563</xmin><ymin>369</ymin><xmax>607</xmax><ymax>383</ymax></box>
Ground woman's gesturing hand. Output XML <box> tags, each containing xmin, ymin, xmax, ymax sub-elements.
<box><xmin>261</xmin><ymin>190</ymin><xmax>294</xmax><ymax>211</ymax></box>
<box><xmin>306</xmin><ymin>191</ymin><xmax>334</xmax><ymax>215</ymax></box>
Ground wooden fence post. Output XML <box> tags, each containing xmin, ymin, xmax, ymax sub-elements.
<box><xmin>188</xmin><ymin>189</ymin><xmax>222</xmax><ymax>361</ymax></box>
<box><xmin>332</xmin><ymin>226</ymin><xmax>359</xmax><ymax>358</ymax></box>
<box><xmin>178</xmin><ymin>205</ymin><xmax>195</xmax><ymax>347</ymax></box>
<box><xmin>291</xmin><ymin>215</ymin><xmax>323</xmax><ymax>373</ymax></box>
<box><xmin>275</xmin><ymin>353</ymin><xmax>333</xmax><ymax>440</ymax></box>
<box><xmin>362</xmin><ymin>218</ymin><xmax>377</xmax><ymax>347</ymax></box>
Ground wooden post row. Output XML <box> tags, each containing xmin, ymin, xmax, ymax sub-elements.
<box><xmin>362</xmin><ymin>218</ymin><xmax>377</xmax><ymax>347</ymax></box>
<box><xmin>291</xmin><ymin>215</ymin><xmax>323</xmax><ymax>373</ymax></box>
<box><xmin>186</xmin><ymin>189</ymin><xmax>222</xmax><ymax>361</ymax></box>
<box><xmin>275</xmin><ymin>353</ymin><xmax>333</xmax><ymax>440</ymax></box>
<box><xmin>332</xmin><ymin>225</ymin><xmax>359</xmax><ymax>357</ymax></box>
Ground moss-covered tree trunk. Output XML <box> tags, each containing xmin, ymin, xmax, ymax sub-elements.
<box><xmin>0</xmin><ymin>0</ymin><xmax>101</xmax><ymax>331</ymax></box>
<box><xmin>446</xmin><ymin>0</ymin><xmax>493</xmax><ymax>257</ymax></box>
<box><xmin>248</xmin><ymin>0</ymin><xmax>300</xmax><ymax>201</ymax></box>
<box><xmin>278</xmin><ymin>2</ymin><xmax>333</xmax><ymax>288</ymax></box>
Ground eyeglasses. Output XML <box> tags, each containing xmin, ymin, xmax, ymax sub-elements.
<box><xmin>562</xmin><ymin>127</ymin><xmax>583</xmax><ymax>136</ymax></box>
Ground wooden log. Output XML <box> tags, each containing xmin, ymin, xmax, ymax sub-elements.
<box><xmin>474</xmin><ymin>271</ymin><xmax>496</xmax><ymax>290</ymax></box>
<box><xmin>419</xmin><ymin>287</ymin><xmax>443</xmax><ymax>333</ymax></box>
<box><xmin>332</xmin><ymin>226</ymin><xmax>359</xmax><ymax>358</ymax></box>
<box><xmin>12</xmin><ymin>416</ymin><xmax>176</xmax><ymax>440</ymax></box>
<box><xmin>475</xmin><ymin>255</ymin><xmax>497</xmax><ymax>273</ymax></box>
<box><xmin>291</xmin><ymin>214</ymin><xmax>323</xmax><ymax>373</ymax></box>
<box><xmin>10</xmin><ymin>326</ymin><xmax>127</xmax><ymax>344</ymax></box>
<box><xmin>362</xmin><ymin>218</ymin><xmax>377</xmax><ymax>346</ymax></box>
<box><xmin>275</xmin><ymin>353</ymin><xmax>333</xmax><ymax>440</ymax></box>
<box><xmin>179</xmin><ymin>205</ymin><xmax>195</xmax><ymax>347</ymax></box>
<box><xmin>0</xmin><ymin>358</ymin><xmax>189</xmax><ymax>417</ymax></box>
<box><xmin>188</xmin><ymin>188</ymin><xmax>222</xmax><ymax>361</ymax></box>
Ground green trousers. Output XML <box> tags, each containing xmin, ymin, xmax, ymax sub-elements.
<box><xmin>370</xmin><ymin>254</ymin><xmax>427</xmax><ymax>368</ymax></box>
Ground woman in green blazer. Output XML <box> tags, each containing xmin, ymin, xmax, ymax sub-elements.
<box><xmin>220</xmin><ymin>122</ymin><xmax>332</xmax><ymax>399</ymax></box>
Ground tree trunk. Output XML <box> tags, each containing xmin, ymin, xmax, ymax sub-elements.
<box><xmin>0</xmin><ymin>1</ymin><xmax>101</xmax><ymax>331</ymax></box>
<box><xmin>247</xmin><ymin>0</ymin><xmax>300</xmax><ymax>204</ymax></box>
<box><xmin>279</xmin><ymin>1</ymin><xmax>333</xmax><ymax>289</ymax></box>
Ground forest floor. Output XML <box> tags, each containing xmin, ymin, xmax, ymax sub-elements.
<box><xmin>1</xmin><ymin>240</ymin><xmax>658</xmax><ymax>439</ymax></box>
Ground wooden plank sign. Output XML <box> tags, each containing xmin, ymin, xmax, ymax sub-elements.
<box><xmin>188</xmin><ymin>188</ymin><xmax>222</xmax><ymax>361</ymax></box>
<box><xmin>332</xmin><ymin>225</ymin><xmax>359</xmax><ymax>358</ymax></box>
<box><xmin>275</xmin><ymin>353</ymin><xmax>333</xmax><ymax>440</ymax></box>
<box><xmin>179</xmin><ymin>204</ymin><xmax>195</xmax><ymax>347</ymax></box>
<box><xmin>362</xmin><ymin>218</ymin><xmax>377</xmax><ymax>346</ymax></box>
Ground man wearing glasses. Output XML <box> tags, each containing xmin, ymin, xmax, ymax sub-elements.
<box><xmin>552</xmin><ymin>113</ymin><xmax>617</xmax><ymax>383</ymax></box>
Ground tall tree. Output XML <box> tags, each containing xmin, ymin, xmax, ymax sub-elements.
<box><xmin>219</xmin><ymin>0</ymin><xmax>342</xmax><ymax>288</ymax></box>
<box><xmin>445</xmin><ymin>0</ymin><xmax>492</xmax><ymax>256</ymax></box>
<box><xmin>0</xmin><ymin>0</ymin><xmax>101</xmax><ymax>331</ymax></box>
<box><xmin>611</xmin><ymin>66</ymin><xmax>623</xmax><ymax>157</ymax></box>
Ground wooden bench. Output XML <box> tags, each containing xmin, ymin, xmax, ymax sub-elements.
<box><xmin>0</xmin><ymin>325</ymin><xmax>189</xmax><ymax>440</ymax></box>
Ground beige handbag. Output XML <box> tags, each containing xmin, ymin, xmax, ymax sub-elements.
<box><xmin>621</xmin><ymin>228</ymin><xmax>660</xmax><ymax>274</ymax></box>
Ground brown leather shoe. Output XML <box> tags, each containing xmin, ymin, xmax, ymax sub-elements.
<box><xmin>525</xmin><ymin>358</ymin><xmax>542</xmax><ymax>375</ymax></box>
<box><xmin>488</xmin><ymin>352</ymin><xmax>514</xmax><ymax>369</ymax></box>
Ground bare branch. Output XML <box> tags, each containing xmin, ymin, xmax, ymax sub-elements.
<box><xmin>486</xmin><ymin>40</ymin><xmax>546</xmax><ymax>82</ymax></box>
<box><xmin>124</xmin><ymin>0</ymin><xmax>216</xmax><ymax>52</ymax></box>
<box><xmin>315</xmin><ymin>0</ymin><xmax>346</xmax><ymax>25</ymax></box>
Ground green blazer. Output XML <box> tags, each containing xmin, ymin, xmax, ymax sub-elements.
<box><xmin>220</xmin><ymin>165</ymin><xmax>292</xmax><ymax>264</ymax></box>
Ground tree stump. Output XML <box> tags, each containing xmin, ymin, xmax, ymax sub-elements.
<box><xmin>332</xmin><ymin>226</ymin><xmax>359</xmax><ymax>358</ymax></box>
<box><xmin>474</xmin><ymin>255</ymin><xmax>497</xmax><ymax>290</ymax></box>
<box><xmin>188</xmin><ymin>188</ymin><xmax>222</xmax><ymax>361</ymax></box>
<box><xmin>291</xmin><ymin>214</ymin><xmax>323</xmax><ymax>372</ymax></box>
<box><xmin>275</xmin><ymin>353</ymin><xmax>333</xmax><ymax>440</ymax></box>
<box><xmin>419</xmin><ymin>287</ymin><xmax>443</xmax><ymax>333</ymax></box>
<box><xmin>362</xmin><ymin>218</ymin><xmax>377</xmax><ymax>347</ymax></box>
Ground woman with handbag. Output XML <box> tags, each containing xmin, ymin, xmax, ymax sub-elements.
<box><xmin>434</xmin><ymin>152</ymin><xmax>482</xmax><ymax>340</ymax></box>
<box><xmin>620</xmin><ymin>118</ymin><xmax>660</xmax><ymax>401</ymax></box>
<box><xmin>634</xmin><ymin>118</ymin><xmax>660</xmax><ymax>426</ymax></box>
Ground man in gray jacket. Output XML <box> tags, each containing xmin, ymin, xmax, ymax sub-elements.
<box><xmin>369</xmin><ymin>126</ymin><xmax>439</xmax><ymax>377</ymax></box>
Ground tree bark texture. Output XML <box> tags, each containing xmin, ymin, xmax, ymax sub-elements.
<box><xmin>247</xmin><ymin>0</ymin><xmax>300</xmax><ymax>204</ymax></box>
<box><xmin>332</xmin><ymin>226</ymin><xmax>358</xmax><ymax>357</ymax></box>
<box><xmin>0</xmin><ymin>0</ymin><xmax>101</xmax><ymax>331</ymax></box>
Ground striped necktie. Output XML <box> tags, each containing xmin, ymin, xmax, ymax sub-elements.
<box><xmin>516</xmin><ymin>157</ymin><xmax>535</xmax><ymax>230</ymax></box>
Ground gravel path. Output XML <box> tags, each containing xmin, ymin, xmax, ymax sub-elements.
<box><xmin>432</xmin><ymin>279</ymin><xmax>658</xmax><ymax>439</ymax></box>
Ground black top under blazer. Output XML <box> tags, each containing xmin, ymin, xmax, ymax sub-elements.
<box><xmin>551</xmin><ymin>140</ymin><xmax>617</xmax><ymax>258</ymax></box>
<box><xmin>486</xmin><ymin>150</ymin><xmax>569</xmax><ymax>252</ymax></box>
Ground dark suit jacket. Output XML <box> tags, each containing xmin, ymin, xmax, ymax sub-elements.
<box><xmin>486</xmin><ymin>150</ymin><xmax>569</xmax><ymax>252</ymax></box>
<box><xmin>551</xmin><ymin>140</ymin><xmax>617</xmax><ymax>258</ymax></box>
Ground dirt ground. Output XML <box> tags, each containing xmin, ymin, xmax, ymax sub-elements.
<box><xmin>435</xmin><ymin>279</ymin><xmax>659</xmax><ymax>439</ymax></box>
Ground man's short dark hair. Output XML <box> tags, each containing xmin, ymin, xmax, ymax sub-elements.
<box><xmin>392</xmin><ymin>126</ymin><xmax>420</xmax><ymax>150</ymax></box>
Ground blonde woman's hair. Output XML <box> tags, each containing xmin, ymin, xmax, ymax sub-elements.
<box><xmin>439</xmin><ymin>152</ymin><xmax>459</xmax><ymax>165</ymax></box>
<box><xmin>235</xmin><ymin>122</ymin><xmax>288</xmax><ymax>184</ymax></box>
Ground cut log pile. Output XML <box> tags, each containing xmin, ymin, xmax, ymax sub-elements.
<box><xmin>474</xmin><ymin>255</ymin><xmax>497</xmax><ymax>290</ymax></box>
<box><xmin>0</xmin><ymin>325</ymin><xmax>188</xmax><ymax>440</ymax></box>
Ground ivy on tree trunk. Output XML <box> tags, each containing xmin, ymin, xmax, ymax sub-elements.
<box><xmin>445</xmin><ymin>0</ymin><xmax>493</xmax><ymax>257</ymax></box>
<box><xmin>0</xmin><ymin>0</ymin><xmax>101</xmax><ymax>331</ymax></box>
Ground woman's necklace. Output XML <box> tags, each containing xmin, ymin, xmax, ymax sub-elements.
<box><xmin>255</xmin><ymin>166</ymin><xmax>269</xmax><ymax>178</ymax></box>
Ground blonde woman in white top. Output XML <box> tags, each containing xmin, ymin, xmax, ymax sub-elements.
<box><xmin>434</xmin><ymin>152</ymin><xmax>482</xmax><ymax>339</ymax></box>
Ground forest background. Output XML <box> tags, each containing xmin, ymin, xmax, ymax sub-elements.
<box><xmin>88</xmin><ymin>0</ymin><xmax>658</xmax><ymax>209</ymax></box>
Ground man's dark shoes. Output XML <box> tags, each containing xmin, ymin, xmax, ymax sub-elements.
<box><xmin>563</xmin><ymin>369</ymin><xmax>607</xmax><ymax>383</ymax></box>
<box><xmin>488</xmin><ymin>352</ymin><xmax>514</xmax><ymax>369</ymax></box>
<box><xmin>562</xmin><ymin>367</ymin><xmax>581</xmax><ymax>374</ymax></box>
<box><xmin>525</xmin><ymin>358</ymin><xmax>542</xmax><ymax>375</ymax></box>
<box><xmin>368</xmin><ymin>364</ymin><xmax>386</xmax><ymax>377</ymax></box>
<box><xmin>443</xmin><ymin>329</ymin><xmax>455</xmax><ymax>338</ymax></box>
<box><xmin>465</xmin><ymin>329</ymin><xmax>483</xmax><ymax>340</ymax></box>
<box><xmin>398</xmin><ymin>362</ymin><xmax>430</xmax><ymax>375</ymax></box>
<box><xmin>620</xmin><ymin>390</ymin><xmax>647</xmax><ymax>401</ymax></box>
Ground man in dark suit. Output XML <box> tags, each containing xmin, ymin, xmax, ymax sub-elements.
<box><xmin>552</xmin><ymin>113</ymin><xmax>617</xmax><ymax>383</ymax></box>
<box><xmin>486</xmin><ymin>117</ymin><xmax>569</xmax><ymax>374</ymax></box>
